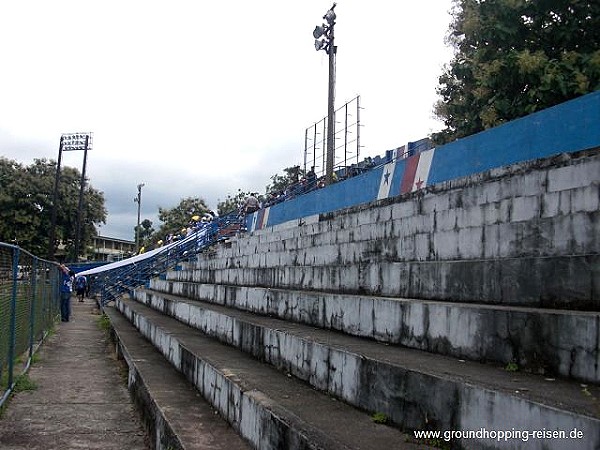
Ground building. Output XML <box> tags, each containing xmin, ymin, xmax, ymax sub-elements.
<box><xmin>91</xmin><ymin>235</ymin><xmax>135</xmax><ymax>262</ymax></box>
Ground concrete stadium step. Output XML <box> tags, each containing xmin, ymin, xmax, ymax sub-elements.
<box><xmin>176</xmin><ymin>150</ymin><xmax>599</xmax><ymax>310</ymax></box>
<box><xmin>104</xmin><ymin>306</ymin><xmax>250</xmax><ymax>450</ymax></box>
<box><xmin>123</xmin><ymin>289</ymin><xmax>600</xmax><ymax>450</ymax></box>
<box><xmin>145</xmin><ymin>279</ymin><xmax>600</xmax><ymax>384</ymax></box>
<box><xmin>166</xmin><ymin>255</ymin><xmax>599</xmax><ymax>310</ymax></box>
<box><xmin>114</xmin><ymin>297</ymin><xmax>431</xmax><ymax>450</ymax></box>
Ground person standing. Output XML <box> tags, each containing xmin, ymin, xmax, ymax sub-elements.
<box><xmin>58</xmin><ymin>264</ymin><xmax>75</xmax><ymax>322</ymax></box>
<box><xmin>75</xmin><ymin>274</ymin><xmax>87</xmax><ymax>303</ymax></box>
<box><xmin>242</xmin><ymin>193</ymin><xmax>260</xmax><ymax>215</ymax></box>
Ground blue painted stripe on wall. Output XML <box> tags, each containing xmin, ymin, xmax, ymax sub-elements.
<box><xmin>264</xmin><ymin>166</ymin><xmax>384</xmax><ymax>227</ymax></box>
<box><xmin>428</xmin><ymin>91</ymin><xmax>600</xmax><ymax>185</ymax></box>
<box><xmin>248</xmin><ymin>91</ymin><xmax>600</xmax><ymax>231</ymax></box>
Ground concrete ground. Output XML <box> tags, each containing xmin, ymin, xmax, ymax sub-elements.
<box><xmin>0</xmin><ymin>297</ymin><xmax>150</xmax><ymax>450</ymax></box>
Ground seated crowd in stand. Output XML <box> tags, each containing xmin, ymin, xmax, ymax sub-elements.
<box><xmin>138</xmin><ymin>141</ymin><xmax>431</xmax><ymax>254</ymax></box>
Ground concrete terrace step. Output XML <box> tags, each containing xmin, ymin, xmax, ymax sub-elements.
<box><xmin>222</xmin><ymin>150</ymin><xmax>600</xmax><ymax>258</ymax></box>
<box><xmin>114</xmin><ymin>297</ymin><xmax>431</xmax><ymax>450</ymax></box>
<box><xmin>104</xmin><ymin>306</ymin><xmax>250</xmax><ymax>450</ymax></box>
<box><xmin>192</xmin><ymin>214</ymin><xmax>597</xmax><ymax>269</ymax></box>
<box><xmin>195</xmin><ymin>153</ymin><xmax>600</xmax><ymax>266</ymax></box>
<box><xmin>145</xmin><ymin>280</ymin><xmax>600</xmax><ymax>384</ymax></box>
<box><xmin>125</xmin><ymin>288</ymin><xmax>600</xmax><ymax>450</ymax></box>
<box><xmin>177</xmin><ymin>150</ymin><xmax>599</xmax><ymax>310</ymax></box>
<box><xmin>167</xmin><ymin>255</ymin><xmax>599</xmax><ymax>310</ymax></box>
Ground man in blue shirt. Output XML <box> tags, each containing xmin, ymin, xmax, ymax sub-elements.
<box><xmin>75</xmin><ymin>274</ymin><xmax>87</xmax><ymax>303</ymax></box>
<box><xmin>58</xmin><ymin>264</ymin><xmax>75</xmax><ymax>322</ymax></box>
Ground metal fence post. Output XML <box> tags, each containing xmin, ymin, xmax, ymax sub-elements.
<box><xmin>8</xmin><ymin>247</ymin><xmax>20</xmax><ymax>390</ymax></box>
<box><xmin>28</xmin><ymin>258</ymin><xmax>38</xmax><ymax>360</ymax></box>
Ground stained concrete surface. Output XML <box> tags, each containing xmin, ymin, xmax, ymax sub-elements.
<box><xmin>0</xmin><ymin>298</ymin><xmax>150</xmax><ymax>450</ymax></box>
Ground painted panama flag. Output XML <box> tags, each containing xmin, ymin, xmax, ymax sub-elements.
<box><xmin>399</xmin><ymin>148</ymin><xmax>435</xmax><ymax>194</ymax></box>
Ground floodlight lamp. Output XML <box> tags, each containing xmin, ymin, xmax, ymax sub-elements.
<box><xmin>315</xmin><ymin>39</ymin><xmax>326</xmax><ymax>51</ymax></box>
<box><xmin>324</xmin><ymin>9</ymin><xmax>336</xmax><ymax>24</ymax></box>
<box><xmin>313</xmin><ymin>25</ymin><xmax>326</xmax><ymax>39</ymax></box>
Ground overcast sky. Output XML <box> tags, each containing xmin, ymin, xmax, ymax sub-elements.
<box><xmin>0</xmin><ymin>1</ymin><xmax>454</xmax><ymax>241</ymax></box>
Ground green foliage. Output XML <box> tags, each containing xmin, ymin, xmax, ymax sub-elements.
<box><xmin>97</xmin><ymin>313</ymin><xmax>111</xmax><ymax>332</ymax></box>
<box><xmin>14</xmin><ymin>374</ymin><xmax>37</xmax><ymax>392</ymax></box>
<box><xmin>154</xmin><ymin>197</ymin><xmax>210</xmax><ymax>243</ymax></box>
<box><xmin>216</xmin><ymin>165</ymin><xmax>303</xmax><ymax>216</ymax></box>
<box><xmin>266</xmin><ymin>165</ymin><xmax>303</xmax><ymax>195</ymax></box>
<box><xmin>134</xmin><ymin>218</ymin><xmax>155</xmax><ymax>248</ymax></box>
<box><xmin>433</xmin><ymin>0</ymin><xmax>600</xmax><ymax>144</ymax></box>
<box><xmin>0</xmin><ymin>157</ymin><xmax>107</xmax><ymax>257</ymax></box>
<box><xmin>505</xmin><ymin>361</ymin><xmax>519</xmax><ymax>372</ymax></box>
<box><xmin>371</xmin><ymin>412</ymin><xmax>389</xmax><ymax>424</ymax></box>
<box><xmin>217</xmin><ymin>189</ymin><xmax>251</xmax><ymax>216</ymax></box>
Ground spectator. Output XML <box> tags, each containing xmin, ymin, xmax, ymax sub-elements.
<box><xmin>306</xmin><ymin>166</ymin><xmax>317</xmax><ymax>188</ymax></box>
<box><xmin>242</xmin><ymin>193</ymin><xmax>260</xmax><ymax>215</ymax></box>
<box><xmin>58</xmin><ymin>264</ymin><xmax>75</xmax><ymax>322</ymax></box>
<box><xmin>74</xmin><ymin>274</ymin><xmax>87</xmax><ymax>303</ymax></box>
<box><xmin>202</xmin><ymin>210</ymin><xmax>215</xmax><ymax>223</ymax></box>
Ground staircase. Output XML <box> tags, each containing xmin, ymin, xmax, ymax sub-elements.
<box><xmin>104</xmin><ymin>148</ymin><xmax>600</xmax><ymax>450</ymax></box>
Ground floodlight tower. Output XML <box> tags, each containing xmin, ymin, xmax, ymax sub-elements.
<box><xmin>73</xmin><ymin>133</ymin><xmax>92</xmax><ymax>261</ymax></box>
<box><xmin>313</xmin><ymin>3</ymin><xmax>337</xmax><ymax>185</ymax></box>
<box><xmin>47</xmin><ymin>132</ymin><xmax>93</xmax><ymax>261</ymax></box>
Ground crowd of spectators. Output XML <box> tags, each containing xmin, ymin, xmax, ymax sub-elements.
<box><xmin>261</xmin><ymin>158</ymin><xmax>377</xmax><ymax>209</ymax></box>
<box><xmin>136</xmin><ymin>156</ymin><xmax>383</xmax><ymax>256</ymax></box>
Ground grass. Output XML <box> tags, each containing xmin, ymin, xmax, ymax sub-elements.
<box><xmin>31</xmin><ymin>352</ymin><xmax>41</xmax><ymax>364</ymax></box>
<box><xmin>13</xmin><ymin>374</ymin><xmax>37</xmax><ymax>393</ymax></box>
<box><xmin>371</xmin><ymin>412</ymin><xmax>389</xmax><ymax>424</ymax></box>
<box><xmin>0</xmin><ymin>369</ymin><xmax>38</xmax><ymax>419</ymax></box>
<box><xmin>97</xmin><ymin>314</ymin><xmax>111</xmax><ymax>332</ymax></box>
<box><xmin>505</xmin><ymin>361</ymin><xmax>519</xmax><ymax>372</ymax></box>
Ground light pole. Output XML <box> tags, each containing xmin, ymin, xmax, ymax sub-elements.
<box><xmin>134</xmin><ymin>183</ymin><xmax>145</xmax><ymax>253</ymax></box>
<box><xmin>47</xmin><ymin>132</ymin><xmax>93</xmax><ymax>261</ymax></box>
<box><xmin>314</xmin><ymin>3</ymin><xmax>337</xmax><ymax>185</ymax></box>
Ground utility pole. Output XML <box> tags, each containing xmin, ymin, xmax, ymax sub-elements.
<box><xmin>134</xmin><ymin>183</ymin><xmax>145</xmax><ymax>253</ymax></box>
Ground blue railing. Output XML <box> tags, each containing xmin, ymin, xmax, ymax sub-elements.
<box><xmin>81</xmin><ymin>212</ymin><xmax>245</xmax><ymax>306</ymax></box>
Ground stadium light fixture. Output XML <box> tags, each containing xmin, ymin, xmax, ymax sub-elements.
<box><xmin>312</xmin><ymin>3</ymin><xmax>337</xmax><ymax>185</ymax></box>
<box><xmin>47</xmin><ymin>132</ymin><xmax>93</xmax><ymax>260</ymax></box>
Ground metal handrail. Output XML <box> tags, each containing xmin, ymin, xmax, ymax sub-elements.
<box><xmin>87</xmin><ymin>212</ymin><xmax>244</xmax><ymax>306</ymax></box>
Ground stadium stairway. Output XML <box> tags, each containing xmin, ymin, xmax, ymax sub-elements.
<box><xmin>105</xmin><ymin>148</ymin><xmax>600</xmax><ymax>450</ymax></box>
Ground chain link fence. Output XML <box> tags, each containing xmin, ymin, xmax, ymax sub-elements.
<box><xmin>0</xmin><ymin>243</ymin><xmax>60</xmax><ymax>408</ymax></box>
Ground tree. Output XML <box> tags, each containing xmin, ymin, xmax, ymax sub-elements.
<box><xmin>265</xmin><ymin>165</ymin><xmax>303</xmax><ymax>194</ymax></box>
<box><xmin>216</xmin><ymin>165</ymin><xmax>305</xmax><ymax>216</ymax></box>
<box><xmin>0</xmin><ymin>157</ymin><xmax>107</xmax><ymax>257</ymax></box>
<box><xmin>432</xmin><ymin>0</ymin><xmax>600</xmax><ymax>144</ymax></box>
<box><xmin>134</xmin><ymin>219</ymin><xmax>155</xmax><ymax>248</ymax></box>
<box><xmin>217</xmin><ymin>189</ymin><xmax>249</xmax><ymax>216</ymax></box>
<box><xmin>154</xmin><ymin>197</ymin><xmax>210</xmax><ymax>244</ymax></box>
